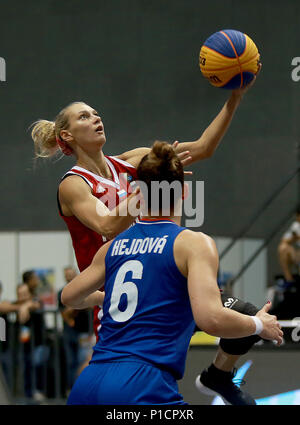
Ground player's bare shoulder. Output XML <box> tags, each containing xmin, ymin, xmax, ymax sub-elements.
<box><xmin>174</xmin><ymin>229</ymin><xmax>218</xmax><ymax>277</ymax></box>
<box><xmin>59</xmin><ymin>174</ymin><xmax>92</xmax><ymax>199</ymax></box>
<box><xmin>175</xmin><ymin>229</ymin><xmax>217</xmax><ymax>256</ymax></box>
<box><xmin>59</xmin><ymin>174</ymin><xmax>93</xmax><ymax>215</ymax></box>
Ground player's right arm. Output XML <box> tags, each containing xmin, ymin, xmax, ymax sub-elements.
<box><xmin>174</xmin><ymin>230</ymin><xmax>283</xmax><ymax>344</ymax></box>
<box><xmin>59</xmin><ymin>176</ymin><xmax>139</xmax><ymax>240</ymax></box>
<box><xmin>61</xmin><ymin>241</ymin><xmax>112</xmax><ymax>309</ymax></box>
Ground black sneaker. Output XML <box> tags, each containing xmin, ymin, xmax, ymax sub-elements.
<box><xmin>195</xmin><ymin>366</ymin><xmax>256</xmax><ymax>405</ymax></box>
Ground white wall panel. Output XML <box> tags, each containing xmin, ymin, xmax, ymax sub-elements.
<box><xmin>0</xmin><ymin>233</ymin><xmax>18</xmax><ymax>301</ymax></box>
<box><xmin>215</xmin><ymin>237</ymin><xmax>267</xmax><ymax>307</ymax></box>
<box><xmin>241</xmin><ymin>239</ymin><xmax>267</xmax><ymax>307</ymax></box>
<box><xmin>18</xmin><ymin>231</ymin><xmax>74</xmax><ymax>294</ymax></box>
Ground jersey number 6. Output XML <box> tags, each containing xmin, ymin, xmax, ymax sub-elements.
<box><xmin>108</xmin><ymin>260</ymin><xmax>143</xmax><ymax>322</ymax></box>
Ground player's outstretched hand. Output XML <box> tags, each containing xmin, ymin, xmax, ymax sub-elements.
<box><xmin>172</xmin><ymin>140</ymin><xmax>193</xmax><ymax>175</ymax></box>
<box><xmin>256</xmin><ymin>301</ymin><xmax>283</xmax><ymax>346</ymax></box>
<box><xmin>232</xmin><ymin>62</ymin><xmax>262</xmax><ymax>97</ymax></box>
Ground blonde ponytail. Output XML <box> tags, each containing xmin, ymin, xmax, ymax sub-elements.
<box><xmin>31</xmin><ymin>120</ymin><xmax>59</xmax><ymax>158</ymax></box>
<box><xmin>31</xmin><ymin>101</ymin><xmax>85</xmax><ymax>159</ymax></box>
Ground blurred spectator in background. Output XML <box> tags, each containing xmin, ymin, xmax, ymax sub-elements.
<box><xmin>272</xmin><ymin>205</ymin><xmax>300</xmax><ymax>319</ymax></box>
<box><xmin>58</xmin><ymin>267</ymin><xmax>93</xmax><ymax>394</ymax></box>
<box><xmin>22</xmin><ymin>270</ymin><xmax>41</xmax><ymax>298</ymax></box>
<box><xmin>278</xmin><ymin>205</ymin><xmax>300</xmax><ymax>283</ymax></box>
<box><xmin>17</xmin><ymin>282</ymin><xmax>49</xmax><ymax>401</ymax></box>
<box><xmin>0</xmin><ymin>281</ymin><xmax>19</xmax><ymax>315</ymax></box>
<box><xmin>0</xmin><ymin>281</ymin><xmax>20</xmax><ymax>388</ymax></box>
<box><xmin>17</xmin><ymin>283</ymin><xmax>41</xmax><ymax>324</ymax></box>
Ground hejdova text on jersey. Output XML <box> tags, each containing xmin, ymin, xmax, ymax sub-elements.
<box><xmin>111</xmin><ymin>236</ymin><xmax>168</xmax><ymax>256</ymax></box>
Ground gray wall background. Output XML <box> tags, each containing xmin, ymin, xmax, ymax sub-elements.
<box><xmin>1</xmin><ymin>0</ymin><xmax>300</xmax><ymax>280</ymax></box>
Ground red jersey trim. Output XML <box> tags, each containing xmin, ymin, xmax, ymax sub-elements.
<box><xmin>138</xmin><ymin>218</ymin><xmax>176</xmax><ymax>224</ymax></box>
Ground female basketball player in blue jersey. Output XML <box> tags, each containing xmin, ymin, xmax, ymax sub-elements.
<box><xmin>62</xmin><ymin>141</ymin><xmax>282</xmax><ymax>405</ymax></box>
<box><xmin>33</xmin><ymin>66</ymin><xmax>268</xmax><ymax>404</ymax></box>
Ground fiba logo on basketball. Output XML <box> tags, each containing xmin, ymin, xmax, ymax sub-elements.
<box><xmin>291</xmin><ymin>58</ymin><xmax>300</xmax><ymax>82</ymax></box>
<box><xmin>0</xmin><ymin>317</ymin><xmax>6</xmax><ymax>342</ymax></box>
<box><xmin>0</xmin><ymin>57</ymin><xmax>6</xmax><ymax>82</ymax></box>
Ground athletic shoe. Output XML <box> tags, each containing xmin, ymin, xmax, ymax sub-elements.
<box><xmin>195</xmin><ymin>366</ymin><xmax>256</xmax><ymax>405</ymax></box>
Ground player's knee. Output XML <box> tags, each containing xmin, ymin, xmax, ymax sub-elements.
<box><xmin>242</xmin><ymin>302</ymin><xmax>259</xmax><ymax>316</ymax></box>
<box><xmin>219</xmin><ymin>297</ymin><xmax>260</xmax><ymax>355</ymax></box>
<box><xmin>220</xmin><ymin>335</ymin><xmax>260</xmax><ymax>356</ymax></box>
<box><xmin>221</xmin><ymin>294</ymin><xmax>259</xmax><ymax>316</ymax></box>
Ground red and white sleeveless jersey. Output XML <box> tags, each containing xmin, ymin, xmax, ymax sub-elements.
<box><xmin>58</xmin><ymin>155</ymin><xmax>138</xmax><ymax>337</ymax></box>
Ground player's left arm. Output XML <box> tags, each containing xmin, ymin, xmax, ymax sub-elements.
<box><xmin>117</xmin><ymin>148</ymin><xmax>151</xmax><ymax>168</ymax></box>
<box><xmin>174</xmin><ymin>66</ymin><xmax>261</xmax><ymax>164</ymax></box>
<box><xmin>117</xmin><ymin>146</ymin><xmax>193</xmax><ymax>170</ymax></box>
<box><xmin>118</xmin><ymin>91</ymin><xmax>245</xmax><ymax>166</ymax></box>
<box><xmin>117</xmin><ymin>66</ymin><xmax>260</xmax><ymax>167</ymax></box>
<box><xmin>61</xmin><ymin>241</ymin><xmax>112</xmax><ymax>309</ymax></box>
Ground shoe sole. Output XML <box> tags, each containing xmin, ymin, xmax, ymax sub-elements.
<box><xmin>195</xmin><ymin>375</ymin><xmax>231</xmax><ymax>405</ymax></box>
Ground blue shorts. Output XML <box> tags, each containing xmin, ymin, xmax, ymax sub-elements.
<box><xmin>67</xmin><ymin>360</ymin><xmax>186</xmax><ymax>405</ymax></box>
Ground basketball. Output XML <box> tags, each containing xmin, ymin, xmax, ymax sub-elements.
<box><xmin>199</xmin><ymin>29</ymin><xmax>260</xmax><ymax>89</ymax></box>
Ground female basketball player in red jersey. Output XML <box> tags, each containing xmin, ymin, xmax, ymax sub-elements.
<box><xmin>31</xmin><ymin>67</ymin><xmax>262</xmax><ymax>404</ymax></box>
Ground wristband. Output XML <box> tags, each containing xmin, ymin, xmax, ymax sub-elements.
<box><xmin>250</xmin><ymin>316</ymin><xmax>263</xmax><ymax>335</ymax></box>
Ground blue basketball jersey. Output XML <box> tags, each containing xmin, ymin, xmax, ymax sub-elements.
<box><xmin>91</xmin><ymin>218</ymin><xmax>195</xmax><ymax>380</ymax></box>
